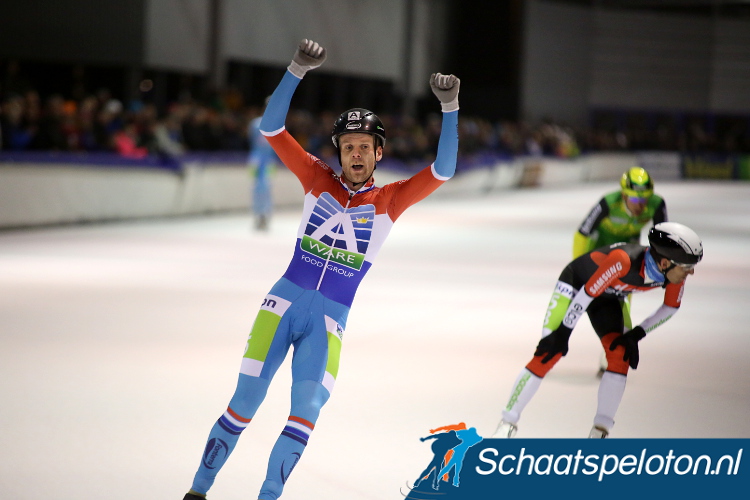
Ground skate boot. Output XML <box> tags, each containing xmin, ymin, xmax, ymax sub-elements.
<box><xmin>491</xmin><ymin>420</ymin><xmax>518</xmax><ymax>438</ymax></box>
<box><xmin>588</xmin><ymin>425</ymin><xmax>609</xmax><ymax>438</ymax></box>
<box><xmin>256</xmin><ymin>215</ymin><xmax>269</xmax><ymax>231</ymax></box>
<box><xmin>183</xmin><ymin>491</ymin><xmax>206</xmax><ymax>500</ymax></box>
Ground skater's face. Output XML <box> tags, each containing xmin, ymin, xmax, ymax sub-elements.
<box><xmin>339</xmin><ymin>133</ymin><xmax>382</xmax><ymax>190</ymax></box>
<box><xmin>623</xmin><ymin>193</ymin><xmax>648</xmax><ymax>217</ymax></box>
<box><xmin>660</xmin><ymin>258</ymin><xmax>696</xmax><ymax>284</ymax></box>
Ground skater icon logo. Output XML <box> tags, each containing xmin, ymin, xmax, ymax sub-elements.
<box><xmin>404</xmin><ymin>423</ymin><xmax>484</xmax><ymax>499</ymax></box>
<box><xmin>202</xmin><ymin>438</ymin><xmax>229</xmax><ymax>469</ymax></box>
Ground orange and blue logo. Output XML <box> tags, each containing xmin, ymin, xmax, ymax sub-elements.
<box><xmin>404</xmin><ymin>423</ymin><xmax>483</xmax><ymax>499</ymax></box>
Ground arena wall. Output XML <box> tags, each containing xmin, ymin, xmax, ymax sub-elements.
<box><xmin>0</xmin><ymin>152</ymin><xmax>672</xmax><ymax>229</ymax></box>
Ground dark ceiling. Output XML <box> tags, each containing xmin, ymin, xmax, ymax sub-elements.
<box><xmin>551</xmin><ymin>0</ymin><xmax>750</xmax><ymax>18</ymax></box>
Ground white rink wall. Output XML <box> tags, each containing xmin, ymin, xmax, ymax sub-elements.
<box><xmin>0</xmin><ymin>152</ymin><xmax>671</xmax><ymax>229</ymax></box>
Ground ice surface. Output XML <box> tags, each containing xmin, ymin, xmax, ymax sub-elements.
<box><xmin>1</xmin><ymin>180</ymin><xmax>748</xmax><ymax>499</ymax></box>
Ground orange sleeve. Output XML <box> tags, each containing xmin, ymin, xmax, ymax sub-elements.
<box><xmin>663</xmin><ymin>282</ymin><xmax>684</xmax><ymax>308</ymax></box>
<box><xmin>384</xmin><ymin>165</ymin><xmax>445</xmax><ymax>221</ymax></box>
<box><xmin>584</xmin><ymin>249</ymin><xmax>631</xmax><ymax>297</ymax></box>
<box><xmin>266</xmin><ymin>130</ymin><xmax>330</xmax><ymax>191</ymax></box>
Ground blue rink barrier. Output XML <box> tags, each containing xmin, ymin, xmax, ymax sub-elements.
<box><xmin>404</xmin><ymin>438</ymin><xmax>747</xmax><ymax>500</ymax></box>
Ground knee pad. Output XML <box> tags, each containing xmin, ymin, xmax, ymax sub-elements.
<box><xmin>525</xmin><ymin>353</ymin><xmax>561</xmax><ymax>378</ymax></box>
<box><xmin>601</xmin><ymin>332</ymin><xmax>629</xmax><ymax>375</ymax></box>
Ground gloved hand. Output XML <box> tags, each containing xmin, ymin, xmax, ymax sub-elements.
<box><xmin>534</xmin><ymin>325</ymin><xmax>573</xmax><ymax>364</ymax></box>
<box><xmin>609</xmin><ymin>326</ymin><xmax>647</xmax><ymax>369</ymax></box>
<box><xmin>430</xmin><ymin>73</ymin><xmax>460</xmax><ymax>112</ymax></box>
<box><xmin>287</xmin><ymin>39</ymin><xmax>327</xmax><ymax>78</ymax></box>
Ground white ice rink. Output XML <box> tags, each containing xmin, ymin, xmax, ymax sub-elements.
<box><xmin>1</xmin><ymin>179</ymin><xmax>748</xmax><ymax>499</ymax></box>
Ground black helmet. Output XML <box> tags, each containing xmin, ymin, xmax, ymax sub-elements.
<box><xmin>648</xmin><ymin>222</ymin><xmax>703</xmax><ymax>265</ymax></box>
<box><xmin>331</xmin><ymin>108</ymin><xmax>386</xmax><ymax>148</ymax></box>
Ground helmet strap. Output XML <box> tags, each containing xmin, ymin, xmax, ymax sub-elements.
<box><xmin>660</xmin><ymin>260</ymin><xmax>678</xmax><ymax>285</ymax></box>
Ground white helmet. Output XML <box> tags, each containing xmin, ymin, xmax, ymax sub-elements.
<box><xmin>648</xmin><ymin>222</ymin><xmax>703</xmax><ymax>265</ymax></box>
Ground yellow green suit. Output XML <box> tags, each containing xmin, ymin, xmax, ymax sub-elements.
<box><xmin>574</xmin><ymin>190</ymin><xmax>667</xmax><ymax>258</ymax></box>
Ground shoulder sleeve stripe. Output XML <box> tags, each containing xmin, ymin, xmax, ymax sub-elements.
<box><xmin>579</xmin><ymin>200</ymin><xmax>605</xmax><ymax>235</ymax></box>
<box><xmin>431</xmin><ymin>163</ymin><xmax>451</xmax><ymax>182</ymax></box>
<box><xmin>261</xmin><ymin>126</ymin><xmax>285</xmax><ymax>137</ymax></box>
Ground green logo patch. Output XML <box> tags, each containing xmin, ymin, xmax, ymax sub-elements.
<box><xmin>301</xmin><ymin>235</ymin><xmax>365</xmax><ymax>270</ymax></box>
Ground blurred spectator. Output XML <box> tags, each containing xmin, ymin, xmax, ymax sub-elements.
<box><xmin>1</xmin><ymin>95</ymin><xmax>35</xmax><ymax>150</ymax></box>
<box><xmin>112</xmin><ymin>119</ymin><xmax>148</xmax><ymax>158</ymax></box>
<box><xmin>74</xmin><ymin>95</ymin><xmax>101</xmax><ymax>150</ymax></box>
<box><xmin>31</xmin><ymin>94</ymin><xmax>68</xmax><ymax>150</ymax></box>
<box><xmin>182</xmin><ymin>105</ymin><xmax>211</xmax><ymax>151</ymax></box>
<box><xmin>2</xmin><ymin>74</ymin><xmax>750</xmax><ymax>158</ymax></box>
<box><xmin>151</xmin><ymin>112</ymin><xmax>186</xmax><ymax>157</ymax></box>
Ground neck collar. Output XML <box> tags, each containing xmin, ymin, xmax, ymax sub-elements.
<box><xmin>339</xmin><ymin>175</ymin><xmax>375</xmax><ymax>195</ymax></box>
<box><xmin>644</xmin><ymin>250</ymin><xmax>665</xmax><ymax>284</ymax></box>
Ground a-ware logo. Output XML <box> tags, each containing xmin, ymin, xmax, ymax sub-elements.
<box><xmin>301</xmin><ymin>192</ymin><xmax>374</xmax><ymax>270</ymax></box>
<box><xmin>403</xmin><ymin>422</ymin><xmax>483</xmax><ymax>499</ymax></box>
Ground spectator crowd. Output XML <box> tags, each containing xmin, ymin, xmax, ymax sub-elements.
<box><xmin>2</xmin><ymin>79</ymin><xmax>749</xmax><ymax>166</ymax></box>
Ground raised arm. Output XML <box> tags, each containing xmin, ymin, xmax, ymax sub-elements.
<box><xmin>259</xmin><ymin>39</ymin><xmax>327</xmax><ymax>135</ymax></box>
<box><xmin>430</xmin><ymin>73</ymin><xmax>460</xmax><ymax>180</ymax></box>
<box><xmin>383</xmin><ymin>73</ymin><xmax>461</xmax><ymax>220</ymax></box>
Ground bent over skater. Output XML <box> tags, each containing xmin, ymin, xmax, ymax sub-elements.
<box><xmin>182</xmin><ymin>39</ymin><xmax>460</xmax><ymax>500</ymax></box>
<box><xmin>573</xmin><ymin>166</ymin><xmax>668</xmax><ymax>376</ymax></box>
<box><xmin>492</xmin><ymin>222</ymin><xmax>703</xmax><ymax>439</ymax></box>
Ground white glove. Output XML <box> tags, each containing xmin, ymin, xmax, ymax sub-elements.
<box><xmin>287</xmin><ymin>39</ymin><xmax>327</xmax><ymax>79</ymax></box>
<box><xmin>430</xmin><ymin>73</ymin><xmax>460</xmax><ymax>112</ymax></box>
